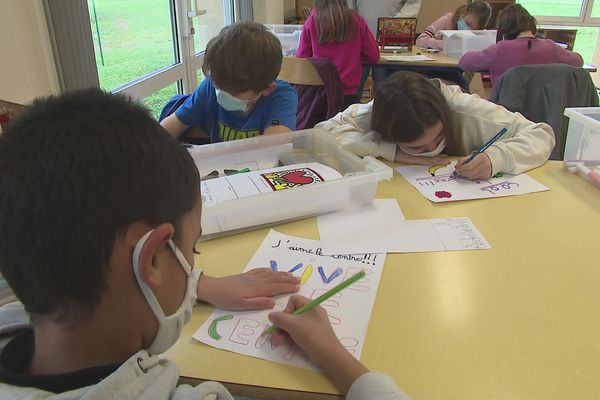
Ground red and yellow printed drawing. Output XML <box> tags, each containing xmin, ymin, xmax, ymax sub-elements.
<box><xmin>261</xmin><ymin>167</ymin><xmax>325</xmax><ymax>191</ymax></box>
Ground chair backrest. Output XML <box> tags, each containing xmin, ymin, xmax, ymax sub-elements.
<box><xmin>377</xmin><ymin>17</ymin><xmax>417</xmax><ymax>49</ymax></box>
<box><xmin>277</xmin><ymin>57</ymin><xmax>324</xmax><ymax>86</ymax></box>
<box><xmin>491</xmin><ymin>64</ymin><xmax>599</xmax><ymax>160</ymax></box>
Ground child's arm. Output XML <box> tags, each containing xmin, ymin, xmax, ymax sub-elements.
<box><xmin>554</xmin><ymin>45</ymin><xmax>584</xmax><ymax>67</ymax></box>
<box><xmin>459</xmin><ymin>44</ymin><xmax>498</xmax><ymax>72</ymax></box>
<box><xmin>196</xmin><ymin>268</ymin><xmax>300</xmax><ymax>310</ymax></box>
<box><xmin>160</xmin><ymin>114</ymin><xmax>190</xmax><ymax>139</ymax></box>
<box><xmin>262</xmin><ymin>82</ymin><xmax>298</xmax><ymax>135</ymax></box>
<box><xmin>416</xmin><ymin>13</ymin><xmax>452</xmax><ymax>50</ymax></box>
<box><xmin>269</xmin><ymin>295</ymin><xmax>410</xmax><ymax>399</ymax></box>
<box><xmin>452</xmin><ymin>89</ymin><xmax>555</xmax><ymax>178</ymax></box>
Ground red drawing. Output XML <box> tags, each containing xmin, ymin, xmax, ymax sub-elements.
<box><xmin>435</xmin><ymin>190</ymin><xmax>452</xmax><ymax>199</ymax></box>
<box><xmin>261</xmin><ymin>167</ymin><xmax>324</xmax><ymax>191</ymax></box>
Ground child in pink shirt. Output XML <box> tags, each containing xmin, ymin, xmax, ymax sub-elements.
<box><xmin>459</xmin><ymin>4</ymin><xmax>583</xmax><ymax>88</ymax></box>
<box><xmin>296</xmin><ymin>0</ymin><xmax>380</xmax><ymax>108</ymax></box>
<box><xmin>416</xmin><ymin>1</ymin><xmax>492</xmax><ymax>50</ymax></box>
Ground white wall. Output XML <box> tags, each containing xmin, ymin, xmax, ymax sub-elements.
<box><xmin>253</xmin><ymin>0</ymin><xmax>284</xmax><ymax>24</ymax></box>
<box><xmin>0</xmin><ymin>0</ymin><xmax>59</xmax><ymax>104</ymax></box>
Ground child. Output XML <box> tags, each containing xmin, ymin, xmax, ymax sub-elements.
<box><xmin>316</xmin><ymin>71</ymin><xmax>555</xmax><ymax>180</ymax></box>
<box><xmin>416</xmin><ymin>1</ymin><xmax>492</xmax><ymax>50</ymax></box>
<box><xmin>161</xmin><ymin>21</ymin><xmax>298</xmax><ymax>143</ymax></box>
<box><xmin>459</xmin><ymin>4</ymin><xmax>583</xmax><ymax>88</ymax></box>
<box><xmin>0</xmin><ymin>89</ymin><xmax>408</xmax><ymax>399</ymax></box>
<box><xmin>296</xmin><ymin>0</ymin><xmax>380</xmax><ymax>108</ymax></box>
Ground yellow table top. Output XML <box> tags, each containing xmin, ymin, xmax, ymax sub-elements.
<box><xmin>166</xmin><ymin>161</ymin><xmax>600</xmax><ymax>399</ymax></box>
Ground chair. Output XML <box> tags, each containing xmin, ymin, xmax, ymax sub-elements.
<box><xmin>491</xmin><ymin>64</ymin><xmax>599</xmax><ymax>160</ymax></box>
<box><xmin>376</xmin><ymin>17</ymin><xmax>417</xmax><ymax>51</ymax></box>
<box><xmin>277</xmin><ymin>57</ymin><xmax>324</xmax><ymax>86</ymax></box>
<box><xmin>279</xmin><ymin>57</ymin><xmax>343</xmax><ymax>130</ymax></box>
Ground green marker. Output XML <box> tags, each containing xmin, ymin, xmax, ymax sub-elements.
<box><xmin>262</xmin><ymin>270</ymin><xmax>366</xmax><ymax>336</ymax></box>
<box><xmin>237</xmin><ymin>167</ymin><xmax>251</xmax><ymax>174</ymax></box>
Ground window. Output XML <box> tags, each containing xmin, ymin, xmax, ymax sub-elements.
<box><xmin>518</xmin><ymin>0</ymin><xmax>600</xmax><ymax>63</ymax></box>
<box><xmin>88</xmin><ymin>0</ymin><xmax>234</xmax><ymax>118</ymax></box>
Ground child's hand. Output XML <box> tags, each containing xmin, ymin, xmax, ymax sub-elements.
<box><xmin>268</xmin><ymin>295</ymin><xmax>339</xmax><ymax>360</ymax></box>
<box><xmin>455</xmin><ymin>153</ymin><xmax>493</xmax><ymax>180</ymax></box>
<box><xmin>268</xmin><ymin>295</ymin><xmax>369</xmax><ymax>393</ymax></box>
<box><xmin>197</xmin><ymin>268</ymin><xmax>300</xmax><ymax>310</ymax></box>
<box><xmin>394</xmin><ymin>145</ymin><xmax>450</xmax><ymax>166</ymax></box>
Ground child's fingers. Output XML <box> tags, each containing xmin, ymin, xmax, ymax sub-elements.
<box><xmin>236</xmin><ymin>296</ymin><xmax>276</xmax><ymax>310</ymax></box>
<box><xmin>260</xmin><ymin>282</ymin><xmax>301</xmax><ymax>297</ymax></box>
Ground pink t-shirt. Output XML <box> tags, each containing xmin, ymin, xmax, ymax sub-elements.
<box><xmin>416</xmin><ymin>12</ymin><xmax>454</xmax><ymax>50</ymax></box>
<box><xmin>459</xmin><ymin>37</ymin><xmax>584</xmax><ymax>87</ymax></box>
<box><xmin>296</xmin><ymin>10</ymin><xmax>380</xmax><ymax>95</ymax></box>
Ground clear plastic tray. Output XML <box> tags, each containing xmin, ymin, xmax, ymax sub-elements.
<box><xmin>188</xmin><ymin>129</ymin><xmax>393</xmax><ymax>240</ymax></box>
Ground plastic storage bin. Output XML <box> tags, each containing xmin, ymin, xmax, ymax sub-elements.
<box><xmin>188</xmin><ymin>129</ymin><xmax>393</xmax><ymax>240</ymax></box>
<box><xmin>264</xmin><ymin>24</ymin><xmax>303</xmax><ymax>56</ymax></box>
<box><xmin>440</xmin><ymin>30</ymin><xmax>497</xmax><ymax>57</ymax></box>
<box><xmin>563</xmin><ymin>108</ymin><xmax>600</xmax><ymax>167</ymax></box>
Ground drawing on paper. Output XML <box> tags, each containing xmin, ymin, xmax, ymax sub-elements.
<box><xmin>193</xmin><ymin>230</ymin><xmax>386</xmax><ymax>372</ymax></box>
<box><xmin>300</xmin><ymin>264</ymin><xmax>313</xmax><ymax>284</ymax></box>
<box><xmin>428</xmin><ymin>165</ymin><xmax>446</xmax><ymax>176</ymax></box>
<box><xmin>395</xmin><ymin>162</ymin><xmax>549</xmax><ymax>202</ymax></box>
<box><xmin>317</xmin><ymin>266</ymin><xmax>343</xmax><ymax>284</ymax></box>
<box><xmin>269</xmin><ymin>260</ymin><xmax>303</xmax><ymax>273</ymax></box>
<box><xmin>479</xmin><ymin>180</ymin><xmax>520</xmax><ymax>194</ymax></box>
<box><xmin>208</xmin><ymin>315</ymin><xmax>233</xmax><ymax>340</ymax></box>
<box><xmin>435</xmin><ymin>190</ymin><xmax>452</xmax><ymax>199</ymax></box>
<box><xmin>260</xmin><ymin>167</ymin><xmax>325</xmax><ymax>191</ymax></box>
<box><xmin>228</xmin><ymin>318</ymin><xmax>261</xmax><ymax>345</ymax></box>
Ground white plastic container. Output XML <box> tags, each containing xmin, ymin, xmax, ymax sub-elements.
<box><xmin>563</xmin><ymin>108</ymin><xmax>600</xmax><ymax>167</ymax></box>
<box><xmin>264</xmin><ymin>24</ymin><xmax>303</xmax><ymax>56</ymax></box>
<box><xmin>440</xmin><ymin>30</ymin><xmax>497</xmax><ymax>57</ymax></box>
<box><xmin>189</xmin><ymin>129</ymin><xmax>393</xmax><ymax>240</ymax></box>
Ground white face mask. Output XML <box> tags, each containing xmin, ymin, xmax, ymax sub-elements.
<box><xmin>399</xmin><ymin>137</ymin><xmax>447</xmax><ymax>157</ymax></box>
<box><xmin>215</xmin><ymin>87</ymin><xmax>259</xmax><ymax>112</ymax></box>
<box><xmin>133</xmin><ymin>230</ymin><xmax>197</xmax><ymax>355</ymax></box>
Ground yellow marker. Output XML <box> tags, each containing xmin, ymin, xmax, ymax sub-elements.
<box><xmin>300</xmin><ymin>265</ymin><xmax>313</xmax><ymax>285</ymax></box>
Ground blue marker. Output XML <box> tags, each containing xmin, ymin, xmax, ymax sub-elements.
<box><xmin>454</xmin><ymin>127</ymin><xmax>507</xmax><ymax>177</ymax></box>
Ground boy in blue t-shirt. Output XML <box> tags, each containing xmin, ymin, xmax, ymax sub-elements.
<box><xmin>161</xmin><ymin>21</ymin><xmax>298</xmax><ymax>142</ymax></box>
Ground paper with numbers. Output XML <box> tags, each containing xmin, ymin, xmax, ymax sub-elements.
<box><xmin>193</xmin><ymin>230</ymin><xmax>385</xmax><ymax>371</ymax></box>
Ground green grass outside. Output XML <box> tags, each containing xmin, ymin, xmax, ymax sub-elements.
<box><xmin>88</xmin><ymin>0</ymin><xmax>180</xmax><ymax>118</ymax></box>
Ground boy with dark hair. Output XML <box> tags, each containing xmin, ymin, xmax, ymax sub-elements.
<box><xmin>161</xmin><ymin>21</ymin><xmax>298</xmax><ymax>143</ymax></box>
<box><xmin>0</xmin><ymin>90</ymin><xmax>407</xmax><ymax>398</ymax></box>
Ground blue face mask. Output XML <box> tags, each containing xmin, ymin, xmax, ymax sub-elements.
<box><xmin>457</xmin><ymin>19</ymin><xmax>470</xmax><ymax>30</ymax></box>
<box><xmin>215</xmin><ymin>87</ymin><xmax>260</xmax><ymax>113</ymax></box>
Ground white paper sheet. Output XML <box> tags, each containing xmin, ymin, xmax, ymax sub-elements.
<box><xmin>395</xmin><ymin>161</ymin><xmax>549</xmax><ymax>203</ymax></box>
<box><xmin>201</xmin><ymin>162</ymin><xmax>342</xmax><ymax>207</ymax></box>
<box><xmin>382</xmin><ymin>55</ymin><xmax>435</xmax><ymax>62</ymax></box>
<box><xmin>188</xmin><ymin>143</ymin><xmax>293</xmax><ymax>178</ymax></box>
<box><xmin>318</xmin><ymin>203</ymin><xmax>490</xmax><ymax>254</ymax></box>
<box><xmin>193</xmin><ymin>230</ymin><xmax>386</xmax><ymax>371</ymax></box>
